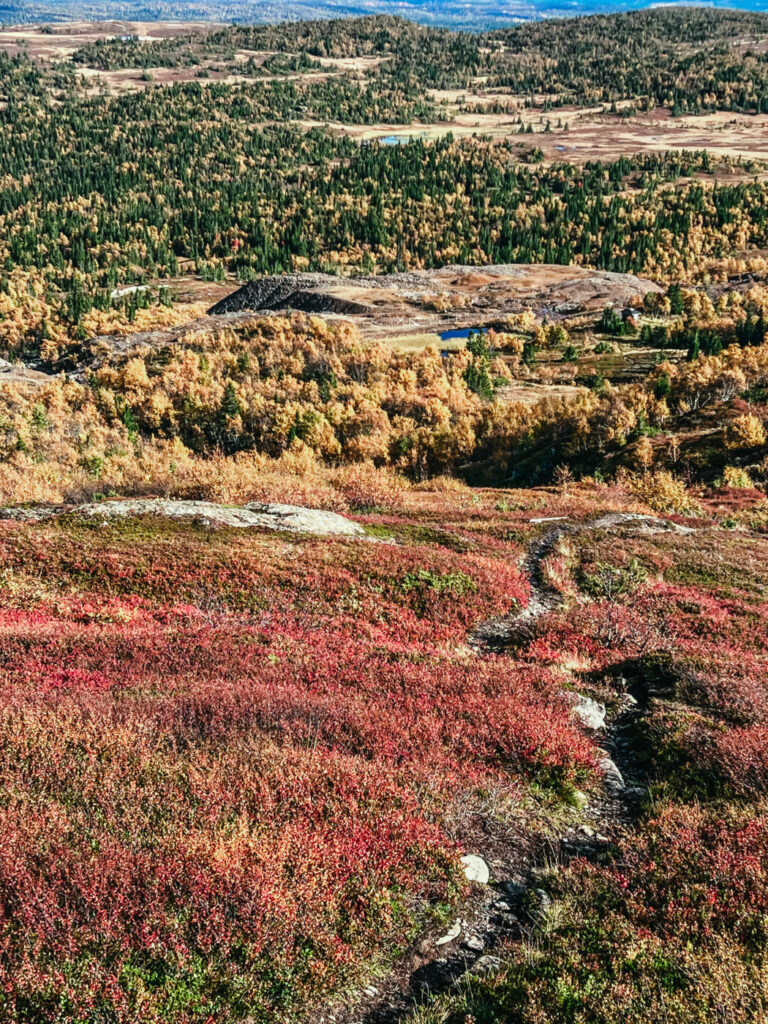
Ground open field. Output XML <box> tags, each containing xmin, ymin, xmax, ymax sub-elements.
<box><xmin>327</xmin><ymin>106</ymin><xmax>768</xmax><ymax>169</ymax></box>
<box><xmin>532</xmin><ymin>108</ymin><xmax>768</xmax><ymax>166</ymax></box>
<box><xmin>72</xmin><ymin>51</ymin><xmax>384</xmax><ymax>94</ymax></box>
<box><xmin>0</xmin><ymin>19</ymin><xmax>222</xmax><ymax>57</ymax></box>
<box><xmin>3</xmin><ymin>19</ymin><xmax>768</xmax><ymax>169</ymax></box>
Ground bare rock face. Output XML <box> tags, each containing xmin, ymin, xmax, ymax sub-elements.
<box><xmin>0</xmin><ymin>499</ymin><xmax>364</xmax><ymax>537</ymax></box>
<box><xmin>207</xmin><ymin>264</ymin><xmax>662</xmax><ymax>321</ymax></box>
<box><xmin>588</xmin><ymin>512</ymin><xmax>696</xmax><ymax>534</ymax></box>
<box><xmin>208</xmin><ymin>275</ymin><xmax>374</xmax><ymax>316</ymax></box>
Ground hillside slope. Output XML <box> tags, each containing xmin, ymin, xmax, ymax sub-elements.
<box><xmin>0</xmin><ymin>481</ymin><xmax>765</xmax><ymax>1022</ymax></box>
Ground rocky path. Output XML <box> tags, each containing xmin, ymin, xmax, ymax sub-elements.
<box><xmin>327</xmin><ymin>511</ymin><xmax>692</xmax><ymax>1024</ymax></box>
<box><xmin>469</xmin><ymin>511</ymin><xmax>693</xmax><ymax>652</ymax></box>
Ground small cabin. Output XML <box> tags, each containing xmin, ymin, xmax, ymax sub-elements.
<box><xmin>621</xmin><ymin>307</ymin><xmax>641</xmax><ymax>328</ymax></box>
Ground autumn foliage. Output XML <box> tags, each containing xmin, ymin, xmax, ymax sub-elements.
<box><xmin>1</xmin><ymin>313</ymin><xmax>767</xmax><ymax>508</ymax></box>
<box><xmin>0</xmin><ymin>507</ymin><xmax>597</xmax><ymax>1022</ymax></box>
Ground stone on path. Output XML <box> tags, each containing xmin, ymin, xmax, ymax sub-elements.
<box><xmin>473</xmin><ymin>955</ymin><xmax>502</xmax><ymax>976</ymax></box>
<box><xmin>570</xmin><ymin>693</ymin><xmax>607</xmax><ymax>731</ymax></box>
<box><xmin>460</xmin><ymin>854</ymin><xmax>490</xmax><ymax>885</ymax></box>
<box><xmin>435</xmin><ymin>919</ymin><xmax>462</xmax><ymax>946</ymax></box>
<box><xmin>598</xmin><ymin>755</ymin><xmax>625</xmax><ymax>792</ymax></box>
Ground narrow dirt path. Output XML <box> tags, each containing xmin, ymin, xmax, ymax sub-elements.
<box><xmin>324</xmin><ymin>512</ymin><xmax>692</xmax><ymax>1024</ymax></box>
<box><xmin>470</xmin><ymin>511</ymin><xmax>692</xmax><ymax>652</ymax></box>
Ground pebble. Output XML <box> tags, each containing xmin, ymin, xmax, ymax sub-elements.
<box><xmin>435</xmin><ymin>920</ymin><xmax>461</xmax><ymax>946</ymax></box>
<box><xmin>473</xmin><ymin>955</ymin><xmax>502</xmax><ymax>977</ymax></box>
<box><xmin>460</xmin><ymin>854</ymin><xmax>490</xmax><ymax>885</ymax></box>
<box><xmin>532</xmin><ymin>889</ymin><xmax>553</xmax><ymax>919</ymax></box>
<box><xmin>462</xmin><ymin>935</ymin><xmax>485</xmax><ymax>953</ymax></box>
<box><xmin>363</xmin><ymin>986</ymin><xmax>378</xmax><ymax>998</ymax></box>
<box><xmin>627</xmin><ymin>785</ymin><xmax>649</xmax><ymax>798</ymax></box>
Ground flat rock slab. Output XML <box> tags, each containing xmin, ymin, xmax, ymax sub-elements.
<box><xmin>588</xmin><ymin>512</ymin><xmax>696</xmax><ymax>534</ymax></box>
<box><xmin>0</xmin><ymin>499</ymin><xmax>364</xmax><ymax>537</ymax></box>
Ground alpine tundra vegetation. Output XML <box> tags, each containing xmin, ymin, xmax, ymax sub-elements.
<box><xmin>0</xmin><ymin>8</ymin><xmax>767</xmax><ymax>1024</ymax></box>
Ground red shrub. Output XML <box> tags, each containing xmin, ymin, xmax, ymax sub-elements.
<box><xmin>613</xmin><ymin>803</ymin><xmax>768</xmax><ymax>949</ymax></box>
<box><xmin>0</xmin><ymin>516</ymin><xmax>594</xmax><ymax>1022</ymax></box>
<box><xmin>712</xmin><ymin>726</ymin><xmax>768</xmax><ymax>796</ymax></box>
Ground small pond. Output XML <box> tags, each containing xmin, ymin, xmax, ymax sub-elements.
<box><xmin>378</xmin><ymin>132</ymin><xmax>429</xmax><ymax>146</ymax></box>
<box><xmin>439</xmin><ymin>326</ymin><xmax>489</xmax><ymax>341</ymax></box>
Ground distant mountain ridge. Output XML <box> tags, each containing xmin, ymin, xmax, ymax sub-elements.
<box><xmin>4</xmin><ymin>0</ymin><xmax>768</xmax><ymax>31</ymax></box>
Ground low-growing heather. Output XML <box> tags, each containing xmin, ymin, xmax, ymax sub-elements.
<box><xmin>0</xmin><ymin>511</ymin><xmax>596</xmax><ymax>1022</ymax></box>
<box><xmin>407</xmin><ymin>514</ymin><xmax>768</xmax><ymax>1024</ymax></box>
<box><xmin>2</xmin><ymin>481</ymin><xmax>767</xmax><ymax>1023</ymax></box>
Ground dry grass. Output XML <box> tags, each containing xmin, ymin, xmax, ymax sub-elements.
<box><xmin>323</xmin><ymin>106</ymin><xmax>768</xmax><ymax>171</ymax></box>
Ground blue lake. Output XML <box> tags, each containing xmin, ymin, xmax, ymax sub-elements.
<box><xmin>440</xmin><ymin>326</ymin><xmax>489</xmax><ymax>341</ymax></box>
<box><xmin>378</xmin><ymin>132</ymin><xmax>429</xmax><ymax>145</ymax></box>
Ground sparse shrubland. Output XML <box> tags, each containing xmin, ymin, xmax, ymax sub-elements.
<box><xmin>410</xmin><ymin>804</ymin><xmax>768</xmax><ymax>1024</ymax></box>
<box><xmin>407</xmin><ymin>503</ymin><xmax>768</xmax><ymax>1024</ymax></box>
<box><xmin>0</xmin><ymin>502</ymin><xmax>600</xmax><ymax>1022</ymax></box>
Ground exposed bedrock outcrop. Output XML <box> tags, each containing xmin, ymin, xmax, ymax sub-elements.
<box><xmin>208</xmin><ymin>264</ymin><xmax>662</xmax><ymax>319</ymax></box>
<box><xmin>0</xmin><ymin>499</ymin><xmax>364</xmax><ymax>537</ymax></box>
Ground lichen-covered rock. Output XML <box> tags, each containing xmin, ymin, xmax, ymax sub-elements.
<box><xmin>569</xmin><ymin>693</ymin><xmax>607</xmax><ymax>731</ymax></box>
<box><xmin>0</xmin><ymin>499</ymin><xmax>364</xmax><ymax>537</ymax></box>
